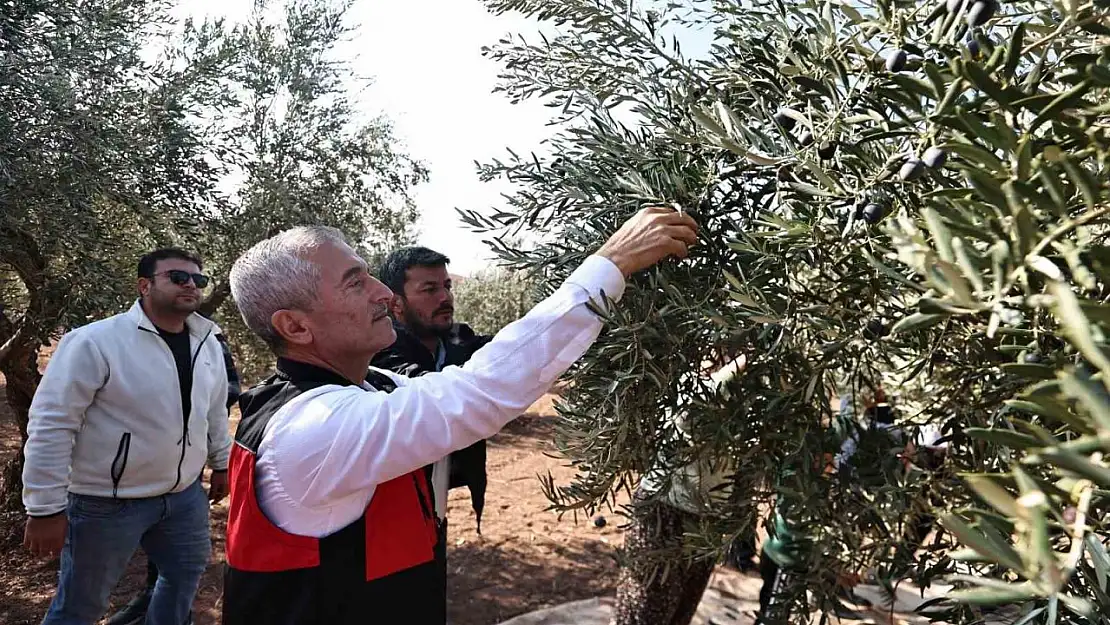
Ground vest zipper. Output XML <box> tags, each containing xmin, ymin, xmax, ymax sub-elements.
<box><xmin>411</xmin><ymin>474</ymin><xmax>434</xmax><ymax>523</ymax></box>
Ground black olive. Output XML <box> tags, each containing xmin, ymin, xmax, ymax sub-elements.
<box><xmin>899</xmin><ymin>159</ymin><xmax>926</xmax><ymax>181</ymax></box>
<box><xmin>966</xmin><ymin>0</ymin><xmax>997</xmax><ymax>27</ymax></box>
<box><xmin>923</xmin><ymin>146</ymin><xmax>948</xmax><ymax>168</ymax></box>
<box><xmin>886</xmin><ymin>49</ymin><xmax>908</xmax><ymax>72</ymax></box>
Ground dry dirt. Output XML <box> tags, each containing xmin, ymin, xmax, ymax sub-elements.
<box><xmin>0</xmin><ymin>374</ymin><xmax>956</xmax><ymax>625</ymax></box>
<box><xmin>0</xmin><ymin>383</ymin><xmax>632</xmax><ymax>625</ymax></box>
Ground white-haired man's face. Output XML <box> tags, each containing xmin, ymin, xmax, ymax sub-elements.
<box><xmin>271</xmin><ymin>240</ymin><xmax>397</xmax><ymax>361</ymax></box>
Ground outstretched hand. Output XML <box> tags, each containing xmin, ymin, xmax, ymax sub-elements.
<box><xmin>596</xmin><ymin>205</ymin><xmax>699</xmax><ymax>277</ymax></box>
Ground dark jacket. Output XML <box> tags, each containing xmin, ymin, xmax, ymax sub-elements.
<box><xmin>370</xmin><ymin>321</ymin><xmax>493</xmax><ymax>532</ymax></box>
<box><xmin>215</xmin><ymin>332</ymin><xmax>241</xmax><ymax>410</ymax></box>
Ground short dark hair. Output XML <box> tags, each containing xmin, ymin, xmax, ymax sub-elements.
<box><xmin>137</xmin><ymin>248</ymin><xmax>203</xmax><ymax>278</ymax></box>
<box><xmin>378</xmin><ymin>246</ymin><xmax>450</xmax><ymax>295</ymax></box>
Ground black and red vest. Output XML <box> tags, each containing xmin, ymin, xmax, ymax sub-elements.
<box><xmin>222</xmin><ymin>358</ymin><xmax>445</xmax><ymax>625</ymax></box>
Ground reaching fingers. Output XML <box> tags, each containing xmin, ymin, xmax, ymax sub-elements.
<box><xmin>663</xmin><ymin>224</ymin><xmax>698</xmax><ymax>246</ymax></box>
<box><xmin>641</xmin><ymin>204</ymin><xmax>699</xmax><ymax>226</ymax></box>
<box><xmin>667</xmin><ymin>237</ymin><xmax>690</xmax><ymax>259</ymax></box>
<box><xmin>667</xmin><ymin>210</ymin><xmax>700</xmax><ymax>231</ymax></box>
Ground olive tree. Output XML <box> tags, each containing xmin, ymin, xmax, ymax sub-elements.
<box><xmin>470</xmin><ymin>0</ymin><xmax>1110</xmax><ymax>622</ymax></box>
<box><xmin>0</xmin><ymin>0</ymin><xmax>426</xmax><ymax>515</ymax></box>
<box><xmin>0</xmin><ymin>0</ymin><xmax>236</xmax><ymax>513</ymax></box>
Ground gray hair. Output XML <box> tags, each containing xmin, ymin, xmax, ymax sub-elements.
<box><xmin>229</xmin><ymin>226</ymin><xmax>350</xmax><ymax>351</ymax></box>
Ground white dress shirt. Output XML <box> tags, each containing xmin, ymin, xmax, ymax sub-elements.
<box><xmin>430</xmin><ymin>339</ymin><xmax>450</xmax><ymax>520</ymax></box>
<box><xmin>254</xmin><ymin>255</ymin><xmax>625</xmax><ymax>538</ymax></box>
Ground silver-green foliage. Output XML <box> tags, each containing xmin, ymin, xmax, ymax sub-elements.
<box><xmin>471</xmin><ymin>0</ymin><xmax>1110</xmax><ymax>621</ymax></box>
<box><xmin>453</xmin><ymin>267</ymin><xmax>537</xmax><ymax>336</ymax></box>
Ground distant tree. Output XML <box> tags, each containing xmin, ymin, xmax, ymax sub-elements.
<box><xmin>195</xmin><ymin>0</ymin><xmax>427</xmax><ymax>381</ymax></box>
<box><xmin>0</xmin><ymin>0</ymin><xmax>236</xmax><ymax>513</ymax></box>
<box><xmin>0</xmin><ymin>0</ymin><xmax>426</xmax><ymax>513</ymax></box>
<box><xmin>453</xmin><ymin>266</ymin><xmax>537</xmax><ymax>336</ymax></box>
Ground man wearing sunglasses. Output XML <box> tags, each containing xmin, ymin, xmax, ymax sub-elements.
<box><xmin>22</xmin><ymin>248</ymin><xmax>234</xmax><ymax>625</ymax></box>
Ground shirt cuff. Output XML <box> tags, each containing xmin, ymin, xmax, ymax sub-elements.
<box><xmin>566</xmin><ymin>255</ymin><xmax>626</xmax><ymax>304</ymax></box>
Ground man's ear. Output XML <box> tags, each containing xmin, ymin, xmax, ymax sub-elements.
<box><xmin>271</xmin><ymin>309</ymin><xmax>314</xmax><ymax>347</ymax></box>
<box><xmin>137</xmin><ymin>277</ymin><xmax>152</xmax><ymax>299</ymax></box>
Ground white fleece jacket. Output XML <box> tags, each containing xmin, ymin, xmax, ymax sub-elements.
<box><xmin>22</xmin><ymin>301</ymin><xmax>233</xmax><ymax>516</ymax></box>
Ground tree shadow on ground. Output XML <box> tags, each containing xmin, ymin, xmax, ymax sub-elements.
<box><xmin>0</xmin><ymin>499</ymin><xmax>229</xmax><ymax>625</ymax></box>
<box><xmin>447</xmin><ymin>533</ymin><xmax>620</xmax><ymax>625</ymax></box>
<box><xmin>493</xmin><ymin>415</ymin><xmax>560</xmax><ymax>453</ymax></box>
<box><xmin>0</xmin><ymin>542</ymin><xmax>155</xmax><ymax>625</ymax></box>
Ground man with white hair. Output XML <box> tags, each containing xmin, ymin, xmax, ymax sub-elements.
<box><xmin>221</xmin><ymin>206</ymin><xmax>698</xmax><ymax>624</ymax></box>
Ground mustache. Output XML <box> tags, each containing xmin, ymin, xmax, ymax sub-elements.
<box><xmin>434</xmin><ymin>305</ymin><xmax>454</xmax><ymax>315</ymax></box>
<box><xmin>372</xmin><ymin>305</ymin><xmax>389</xmax><ymax>320</ymax></box>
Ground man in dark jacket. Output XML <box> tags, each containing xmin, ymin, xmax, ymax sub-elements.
<box><xmin>371</xmin><ymin>247</ymin><xmax>493</xmax><ymax>558</ymax></box>
<box><xmin>107</xmin><ymin>329</ymin><xmax>241</xmax><ymax>625</ymax></box>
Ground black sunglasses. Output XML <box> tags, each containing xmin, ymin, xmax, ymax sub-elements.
<box><xmin>154</xmin><ymin>270</ymin><xmax>210</xmax><ymax>289</ymax></box>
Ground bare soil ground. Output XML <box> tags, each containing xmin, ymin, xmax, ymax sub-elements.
<box><xmin>0</xmin><ymin>383</ymin><xmax>627</xmax><ymax>625</ymax></box>
<box><xmin>0</xmin><ymin>373</ymin><xmax>954</xmax><ymax>625</ymax></box>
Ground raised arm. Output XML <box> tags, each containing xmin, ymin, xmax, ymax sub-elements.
<box><xmin>264</xmin><ymin>256</ymin><xmax>621</xmax><ymax>506</ymax></box>
<box><xmin>263</xmin><ymin>206</ymin><xmax>699</xmax><ymax>509</ymax></box>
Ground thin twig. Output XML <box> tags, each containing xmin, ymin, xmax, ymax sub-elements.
<box><xmin>1005</xmin><ymin>205</ymin><xmax>1110</xmax><ymax>288</ymax></box>
<box><xmin>1062</xmin><ymin>479</ymin><xmax>1093</xmax><ymax>582</ymax></box>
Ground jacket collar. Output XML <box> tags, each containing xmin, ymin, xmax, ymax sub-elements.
<box><xmin>391</xmin><ymin>319</ymin><xmax>483</xmax><ymax>353</ymax></box>
<box><xmin>275</xmin><ymin>357</ymin><xmax>360</xmax><ymax>388</ymax></box>
<box><xmin>127</xmin><ymin>299</ymin><xmax>216</xmax><ymax>338</ymax></box>
<box><xmin>390</xmin><ymin>321</ymin><xmax>438</xmax><ymax>361</ymax></box>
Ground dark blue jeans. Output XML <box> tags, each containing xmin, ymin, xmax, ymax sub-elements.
<box><xmin>42</xmin><ymin>479</ymin><xmax>210</xmax><ymax>625</ymax></box>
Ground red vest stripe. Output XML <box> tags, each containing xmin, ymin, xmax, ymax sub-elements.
<box><xmin>364</xmin><ymin>471</ymin><xmax>438</xmax><ymax>581</ymax></box>
<box><xmin>225</xmin><ymin>444</ymin><xmax>320</xmax><ymax>572</ymax></box>
<box><xmin>226</xmin><ymin>445</ymin><xmax>438</xmax><ymax>579</ymax></box>
<box><xmin>222</xmin><ymin>359</ymin><xmax>447</xmax><ymax>625</ymax></box>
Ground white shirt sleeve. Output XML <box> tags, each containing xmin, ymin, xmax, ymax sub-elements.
<box><xmin>23</xmin><ymin>330</ymin><xmax>108</xmax><ymax>516</ymax></box>
<box><xmin>256</xmin><ymin>255</ymin><xmax>625</xmax><ymax>537</ymax></box>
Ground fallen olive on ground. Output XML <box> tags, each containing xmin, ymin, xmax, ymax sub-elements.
<box><xmin>864</xmin><ymin>319</ymin><xmax>888</xmax><ymax>340</ymax></box>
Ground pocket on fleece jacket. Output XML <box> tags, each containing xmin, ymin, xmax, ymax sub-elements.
<box><xmin>110</xmin><ymin>432</ymin><xmax>131</xmax><ymax>497</ymax></box>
